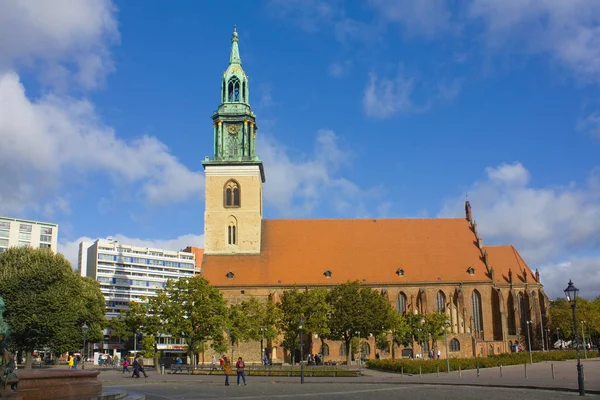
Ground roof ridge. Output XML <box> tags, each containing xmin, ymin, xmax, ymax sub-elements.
<box><xmin>263</xmin><ymin>217</ymin><xmax>467</xmax><ymax>222</ymax></box>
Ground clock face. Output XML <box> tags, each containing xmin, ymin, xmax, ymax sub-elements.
<box><xmin>228</xmin><ymin>124</ymin><xmax>239</xmax><ymax>135</ymax></box>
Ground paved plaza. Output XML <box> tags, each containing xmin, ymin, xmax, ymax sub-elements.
<box><xmin>98</xmin><ymin>358</ymin><xmax>600</xmax><ymax>399</ymax></box>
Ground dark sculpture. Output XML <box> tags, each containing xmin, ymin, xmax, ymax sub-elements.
<box><xmin>0</xmin><ymin>296</ymin><xmax>18</xmax><ymax>396</ymax></box>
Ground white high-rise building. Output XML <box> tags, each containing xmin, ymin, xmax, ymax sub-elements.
<box><xmin>78</xmin><ymin>241</ymin><xmax>93</xmax><ymax>277</ymax></box>
<box><xmin>83</xmin><ymin>238</ymin><xmax>197</xmax><ymax>319</ymax></box>
<box><xmin>0</xmin><ymin>217</ymin><xmax>59</xmax><ymax>253</ymax></box>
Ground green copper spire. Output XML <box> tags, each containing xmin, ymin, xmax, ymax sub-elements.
<box><xmin>230</xmin><ymin>25</ymin><xmax>241</xmax><ymax>65</ymax></box>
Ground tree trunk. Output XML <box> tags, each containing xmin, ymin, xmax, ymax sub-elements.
<box><xmin>25</xmin><ymin>351</ymin><xmax>32</xmax><ymax>369</ymax></box>
<box><xmin>154</xmin><ymin>343</ymin><xmax>160</xmax><ymax>372</ymax></box>
<box><xmin>345</xmin><ymin>340</ymin><xmax>351</xmax><ymax>366</ymax></box>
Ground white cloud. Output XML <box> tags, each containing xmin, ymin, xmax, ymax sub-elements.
<box><xmin>0</xmin><ymin>0</ymin><xmax>119</xmax><ymax>90</ymax></box>
<box><xmin>539</xmin><ymin>257</ymin><xmax>600</xmax><ymax>300</ymax></box>
<box><xmin>577</xmin><ymin>112</ymin><xmax>600</xmax><ymax>139</ymax></box>
<box><xmin>369</xmin><ymin>0</ymin><xmax>455</xmax><ymax>38</ymax></box>
<box><xmin>328</xmin><ymin>61</ymin><xmax>352</xmax><ymax>79</ymax></box>
<box><xmin>439</xmin><ymin>162</ymin><xmax>600</xmax><ymax>297</ymax></box>
<box><xmin>266</xmin><ymin>0</ymin><xmax>342</xmax><ymax>33</ymax></box>
<box><xmin>60</xmin><ymin>233</ymin><xmax>204</xmax><ymax>270</ymax></box>
<box><xmin>468</xmin><ymin>0</ymin><xmax>600</xmax><ymax>83</ymax></box>
<box><xmin>0</xmin><ymin>72</ymin><xmax>204</xmax><ymax>215</ymax></box>
<box><xmin>258</xmin><ymin>129</ymin><xmax>384</xmax><ymax>216</ymax></box>
<box><xmin>363</xmin><ymin>69</ymin><xmax>429</xmax><ymax>118</ymax></box>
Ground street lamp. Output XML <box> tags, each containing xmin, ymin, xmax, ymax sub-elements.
<box><xmin>564</xmin><ymin>280</ymin><xmax>585</xmax><ymax>396</ymax></box>
<box><xmin>82</xmin><ymin>323</ymin><xmax>89</xmax><ymax>370</ymax></box>
<box><xmin>556</xmin><ymin>328</ymin><xmax>561</xmax><ymax>349</ymax></box>
<box><xmin>581</xmin><ymin>321</ymin><xmax>588</xmax><ymax>360</ymax></box>
<box><xmin>525</xmin><ymin>320</ymin><xmax>533</xmax><ymax>365</ymax></box>
<box><xmin>355</xmin><ymin>330</ymin><xmax>361</xmax><ymax>370</ymax></box>
<box><xmin>298</xmin><ymin>317</ymin><xmax>304</xmax><ymax>384</ymax></box>
<box><xmin>444</xmin><ymin>320</ymin><xmax>450</xmax><ymax>373</ymax></box>
<box><xmin>545</xmin><ymin>328</ymin><xmax>551</xmax><ymax>352</ymax></box>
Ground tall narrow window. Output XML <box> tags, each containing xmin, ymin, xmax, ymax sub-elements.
<box><xmin>397</xmin><ymin>292</ymin><xmax>407</xmax><ymax>314</ymax></box>
<box><xmin>224</xmin><ymin>180</ymin><xmax>241</xmax><ymax>207</ymax></box>
<box><xmin>471</xmin><ymin>290</ymin><xmax>484</xmax><ymax>338</ymax></box>
<box><xmin>242</xmin><ymin>82</ymin><xmax>246</xmax><ymax>102</ymax></box>
<box><xmin>507</xmin><ymin>292</ymin><xmax>517</xmax><ymax>335</ymax></box>
<box><xmin>227</xmin><ymin>216</ymin><xmax>238</xmax><ymax>245</ymax></box>
<box><xmin>228</xmin><ymin>76</ymin><xmax>240</xmax><ymax>102</ymax></box>
<box><xmin>436</xmin><ymin>291</ymin><xmax>446</xmax><ymax>312</ymax></box>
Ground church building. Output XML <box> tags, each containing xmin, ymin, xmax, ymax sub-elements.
<box><xmin>200</xmin><ymin>28</ymin><xmax>549</xmax><ymax>362</ymax></box>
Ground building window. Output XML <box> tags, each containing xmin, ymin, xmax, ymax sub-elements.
<box><xmin>0</xmin><ymin>221</ymin><xmax>10</xmax><ymax>229</ymax></box>
<box><xmin>228</xmin><ymin>76</ymin><xmax>241</xmax><ymax>102</ymax></box>
<box><xmin>339</xmin><ymin>344</ymin><xmax>346</xmax><ymax>356</ymax></box>
<box><xmin>19</xmin><ymin>224</ymin><xmax>32</xmax><ymax>233</ymax></box>
<box><xmin>396</xmin><ymin>268</ymin><xmax>404</xmax><ymax>277</ymax></box>
<box><xmin>0</xmin><ymin>230</ymin><xmax>8</xmax><ymax>239</ymax></box>
<box><xmin>436</xmin><ymin>291</ymin><xmax>446</xmax><ymax>312</ymax></box>
<box><xmin>40</xmin><ymin>227</ymin><xmax>53</xmax><ymax>235</ymax></box>
<box><xmin>40</xmin><ymin>235</ymin><xmax>52</xmax><ymax>243</ymax></box>
<box><xmin>361</xmin><ymin>342</ymin><xmax>370</xmax><ymax>356</ymax></box>
<box><xmin>449</xmin><ymin>338</ymin><xmax>460</xmax><ymax>352</ymax></box>
<box><xmin>226</xmin><ymin>271</ymin><xmax>234</xmax><ymax>280</ymax></box>
<box><xmin>39</xmin><ymin>243</ymin><xmax>51</xmax><ymax>249</ymax></box>
<box><xmin>227</xmin><ymin>216</ymin><xmax>238</xmax><ymax>245</ymax></box>
<box><xmin>467</xmin><ymin>266</ymin><xmax>475</xmax><ymax>275</ymax></box>
<box><xmin>397</xmin><ymin>292</ymin><xmax>407</xmax><ymax>314</ymax></box>
<box><xmin>0</xmin><ymin>239</ymin><xmax>8</xmax><ymax>247</ymax></box>
<box><xmin>18</xmin><ymin>233</ymin><xmax>31</xmax><ymax>241</ymax></box>
<box><xmin>224</xmin><ymin>180</ymin><xmax>241</xmax><ymax>207</ymax></box>
<box><xmin>323</xmin><ymin>270</ymin><xmax>332</xmax><ymax>278</ymax></box>
<box><xmin>471</xmin><ymin>290</ymin><xmax>484</xmax><ymax>338</ymax></box>
<box><xmin>507</xmin><ymin>292</ymin><xmax>517</xmax><ymax>335</ymax></box>
<box><xmin>321</xmin><ymin>343</ymin><xmax>330</xmax><ymax>356</ymax></box>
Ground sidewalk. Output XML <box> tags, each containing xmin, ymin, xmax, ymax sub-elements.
<box><xmin>99</xmin><ymin>358</ymin><xmax>600</xmax><ymax>394</ymax></box>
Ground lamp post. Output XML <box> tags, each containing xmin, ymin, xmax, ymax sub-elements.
<box><xmin>581</xmin><ymin>321</ymin><xmax>588</xmax><ymax>360</ymax></box>
<box><xmin>556</xmin><ymin>328</ymin><xmax>561</xmax><ymax>349</ymax></box>
<box><xmin>526</xmin><ymin>320</ymin><xmax>533</xmax><ymax>365</ymax></box>
<box><xmin>355</xmin><ymin>331</ymin><xmax>361</xmax><ymax>370</ymax></box>
<box><xmin>82</xmin><ymin>323</ymin><xmax>89</xmax><ymax>370</ymax></box>
<box><xmin>564</xmin><ymin>280</ymin><xmax>585</xmax><ymax>396</ymax></box>
<box><xmin>545</xmin><ymin>328</ymin><xmax>551</xmax><ymax>352</ymax></box>
<box><xmin>298</xmin><ymin>317</ymin><xmax>304</xmax><ymax>384</ymax></box>
<box><xmin>444</xmin><ymin>320</ymin><xmax>450</xmax><ymax>373</ymax></box>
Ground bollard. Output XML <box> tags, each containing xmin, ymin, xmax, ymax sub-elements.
<box><xmin>551</xmin><ymin>363</ymin><xmax>555</xmax><ymax>379</ymax></box>
<box><xmin>582</xmin><ymin>365</ymin><xmax>585</xmax><ymax>381</ymax></box>
<box><xmin>161</xmin><ymin>365</ymin><xmax>165</xmax><ymax>375</ymax></box>
<box><xmin>477</xmin><ymin>362</ymin><xmax>480</xmax><ymax>377</ymax></box>
<box><xmin>401</xmin><ymin>366</ymin><xmax>403</xmax><ymax>377</ymax></box>
<box><xmin>459</xmin><ymin>365</ymin><xmax>462</xmax><ymax>378</ymax></box>
<box><xmin>524</xmin><ymin>363</ymin><xmax>527</xmax><ymax>378</ymax></box>
<box><xmin>500</xmin><ymin>364</ymin><xmax>502</xmax><ymax>378</ymax></box>
<box><xmin>436</xmin><ymin>365</ymin><xmax>439</xmax><ymax>377</ymax></box>
<box><xmin>419</xmin><ymin>365</ymin><xmax>422</xmax><ymax>378</ymax></box>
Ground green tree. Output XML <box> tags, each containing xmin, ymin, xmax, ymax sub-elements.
<box><xmin>375</xmin><ymin>333</ymin><xmax>390</xmax><ymax>355</ymax></box>
<box><xmin>390</xmin><ymin>312</ymin><xmax>410</xmax><ymax>360</ymax></box>
<box><xmin>327</xmin><ymin>281</ymin><xmax>393</xmax><ymax>365</ymax></box>
<box><xmin>278</xmin><ymin>289</ymin><xmax>306</xmax><ymax>363</ymax></box>
<box><xmin>140</xmin><ymin>335</ymin><xmax>156</xmax><ymax>359</ymax></box>
<box><xmin>549</xmin><ymin>297</ymin><xmax>600</xmax><ymax>347</ymax></box>
<box><xmin>156</xmin><ymin>277</ymin><xmax>228</xmax><ymax>367</ymax></box>
<box><xmin>423</xmin><ymin>311</ymin><xmax>448</xmax><ymax>351</ymax></box>
<box><xmin>405</xmin><ymin>312</ymin><xmax>428</xmax><ymax>357</ymax></box>
<box><xmin>0</xmin><ymin>247</ymin><xmax>105</xmax><ymax>368</ymax></box>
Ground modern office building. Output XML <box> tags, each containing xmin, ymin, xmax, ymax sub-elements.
<box><xmin>78</xmin><ymin>240</ymin><xmax>93</xmax><ymax>277</ymax></box>
<box><xmin>83</xmin><ymin>238</ymin><xmax>197</xmax><ymax>319</ymax></box>
<box><xmin>0</xmin><ymin>216</ymin><xmax>58</xmax><ymax>253</ymax></box>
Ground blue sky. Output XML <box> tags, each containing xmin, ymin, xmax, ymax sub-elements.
<box><xmin>1</xmin><ymin>0</ymin><xmax>599</xmax><ymax>298</ymax></box>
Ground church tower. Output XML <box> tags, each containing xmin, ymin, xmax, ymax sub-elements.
<box><xmin>202</xmin><ymin>27</ymin><xmax>265</xmax><ymax>255</ymax></box>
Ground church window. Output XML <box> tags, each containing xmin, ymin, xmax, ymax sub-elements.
<box><xmin>323</xmin><ymin>270</ymin><xmax>332</xmax><ymax>278</ymax></box>
<box><xmin>436</xmin><ymin>291</ymin><xmax>446</xmax><ymax>312</ymax></box>
<box><xmin>228</xmin><ymin>76</ymin><xmax>241</xmax><ymax>102</ymax></box>
<box><xmin>226</xmin><ymin>271</ymin><xmax>234</xmax><ymax>280</ymax></box>
<box><xmin>242</xmin><ymin>81</ymin><xmax>246</xmax><ymax>102</ymax></box>
<box><xmin>396</xmin><ymin>292</ymin><xmax>407</xmax><ymax>314</ymax></box>
<box><xmin>471</xmin><ymin>290</ymin><xmax>484</xmax><ymax>338</ymax></box>
<box><xmin>507</xmin><ymin>292</ymin><xmax>517</xmax><ymax>335</ymax></box>
<box><xmin>321</xmin><ymin>343</ymin><xmax>330</xmax><ymax>356</ymax></box>
<box><xmin>467</xmin><ymin>266</ymin><xmax>475</xmax><ymax>275</ymax></box>
<box><xmin>339</xmin><ymin>344</ymin><xmax>346</xmax><ymax>356</ymax></box>
<box><xmin>396</xmin><ymin>268</ymin><xmax>404</xmax><ymax>277</ymax></box>
<box><xmin>227</xmin><ymin>215</ymin><xmax>238</xmax><ymax>245</ymax></box>
<box><xmin>224</xmin><ymin>180</ymin><xmax>241</xmax><ymax>207</ymax></box>
<box><xmin>449</xmin><ymin>338</ymin><xmax>460</xmax><ymax>352</ymax></box>
<box><xmin>361</xmin><ymin>342</ymin><xmax>371</xmax><ymax>356</ymax></box>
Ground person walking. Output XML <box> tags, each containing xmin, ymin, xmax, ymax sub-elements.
<box><xmin>211</xmin><ymin>355</ymin><xmax>217</xmax><ymax>371</ymax></box>
<box><xmin>223</xmin><ymin>355</ymin><xmax>231</xmax><ymax>386</ymax></box>
<box><xmin>68</xmin><ymin>354</ymin><xmax>74</xmax><ymax>369</ymax></box>
<box><xmin>122</xmin><ymin>358</ymin><xmax>130</xmax><ymax>374</ymax></box>
<box><xmin>132</xmin><ymin>356</ymin><xmax>140</xmax><ymax>378</ymax></box>
<box><xmin>236</xmin><ymin>357</ymin><xmax>246</xmax><ymax>386</ymax></box>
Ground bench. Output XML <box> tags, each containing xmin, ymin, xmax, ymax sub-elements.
<box><xmin>170</xmin><ymin>365</ymin><xmax>193</xmax><ymax>374</ymax></box>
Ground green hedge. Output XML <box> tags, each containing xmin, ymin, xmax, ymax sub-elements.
<box><xmin>366</xmin><ymin>350</ymin><xmax>599</xmax><ymax>374</ymax></box>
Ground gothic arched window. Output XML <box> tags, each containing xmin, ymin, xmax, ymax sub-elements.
<box><xmin>507</xmin><ymin>292</ymin><xmax>517</xmax><ymax>335</ymax></box>
<box><xmin>339</xmin><ymin>344</ymin><xmax>346</xmax><ymax>356</ymax></box>
<box><xmin>361</xmin><ymin>342</ymin><xmax>370</xmax><ymax>356</ymax></box>
<box><xmin>242</xmin><ymin>81</ymin><xmax>247</xmax><ymax>102</ymax></box>
<box><xmin>228</xmin><ymin>76</ymin><xmax>241</xmax><ymax>102</ymax></box>
<box><xmin>449</xmin><ymin>338</ymin><xmax>460</xmax><ymax>352</ymax></box>
<box><xmin>436</xmin><ymin>291</ymin><xmax>446</xmax><ymax>312</ymax></box>
<box><xmin>321</xmin><ymin>343</ymin><xmax>330</xmax><ymax>356</ymax></box>
<box><xmin>227</xmin><ymin>216</ymin><xmax>237</xmax><ymax>245</ymax></box>
<box><xmin>224</xmin><ymin>180</ymin><xmax>241</xmax><ymax>207</ymax></box>
<box><xmin>471</xmin><ymin>290</ymin><xmax>484</xmax><ymax>338</ymax></box>
<box><xmin>397</xmin><ymin>292</ymin><xmax>407</xmax><ymax>314</ymax></box>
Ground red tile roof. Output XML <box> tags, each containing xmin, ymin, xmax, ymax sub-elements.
<box><xmin>202</xmin><ymin>218</ymin><xmax>509</xmax><ymax>287</ymax></box>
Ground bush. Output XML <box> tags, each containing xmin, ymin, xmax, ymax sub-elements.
<box><xmin>366</xmin><ymin>350</ymin><xmax>599</xmax><ymax>374</ymax></box>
